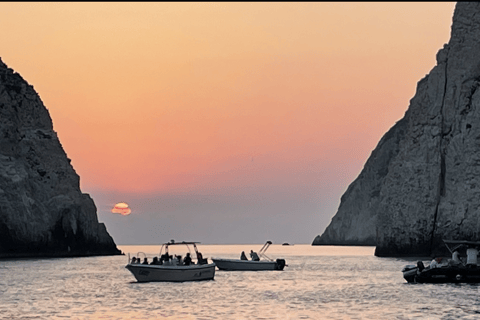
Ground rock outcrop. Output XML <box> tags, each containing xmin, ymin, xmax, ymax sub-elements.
<box><xmin>0</xmin><ymin>57</ymin><xmax>121</xmax><ymax>258</ymax></box>
<box><xmin>314</xmin><ymin>2</ymin><xmax>480</xmax><ymax>257</ymax></box>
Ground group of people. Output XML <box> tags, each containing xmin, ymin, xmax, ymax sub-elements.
<box><xmin>130</xmin><ymin>251</ymin><xmax>205</xmax><ymax>266</ymax></box>
<box><xmin>240</xmin><ymin>250</ymin><xmax>260</xmax><ymax>261</ymax></box>
<box><xmin>130</xmin><ymin>257</ymin><xmax>150</xmax><ymax>265</ymax></box>
<box><xmin>429</xmin><ymin>245</ymin><xmax>479</xmax><ymax>269</ymax></box>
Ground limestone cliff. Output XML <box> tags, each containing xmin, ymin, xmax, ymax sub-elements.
<box><xmin>314</xmin><ymin>2</ymin><xmax>480</xmax><ymax>257</ymax></box>
<box><xmin>0</xmin><ymin>58</ymin><xmax>121</xmax><ymax>258</ymax></box>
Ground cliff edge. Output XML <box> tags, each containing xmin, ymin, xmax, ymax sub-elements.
<box><xmin>314</xmin><ymin>2</ymin><xmax>480</xmax><ymax>257</ymax></box>
<box><xmin>0</xmin><ymin>58</ymin><xmax>121</xmax><ymax>258</ymax></box>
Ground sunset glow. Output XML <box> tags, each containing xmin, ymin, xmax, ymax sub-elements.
<box><xmin>0</xmin><ymin>2</ymin><xmax>456</xmax><ymax>244</ymax></box>
<box><xmin>112</xmin><ymin>203</ymin><xmax>132</xmax><ymax>216</ymax></box>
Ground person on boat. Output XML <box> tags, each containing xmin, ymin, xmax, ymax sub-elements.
<box><xmin>451</xmin><ymin>250</ymin><xmax>462</xmax><ymax>265</ymax></box>
<box><xmin>429</xmin><ymin>257</ymin><xmax>443</xmax><ymax>268</ymax></box>
<box><xmin>183</xmin><ymin>252</ymin><xmax>192</xmax><ymax>266</ymax></box>
<box><xmin>160</xmin><ymin>253</ymin><xmax>168</xmax><ymax>262</ymax></box>
<box><xmin>142</xmin><ymin>257</ymin><xmax>149</xmax><ymax>265</ymax></box>
<box><xmin>240</xmin><ymin>251</ymin><xmax>248</xmax><ymax>260</ymax></box>
<box><xmin>250</xmin><ymin>250</ymin><xmax>260</xmax><ymax>261</ymax></box>
<box><xmin>466</xmin><ymin>246</ymin><xmax>479</xmax><ymax>268</ymax></box>
<box><xmin>196</xmin><ymin>251</ymin><xmax>206</xmax><ymax>264</ymax></box>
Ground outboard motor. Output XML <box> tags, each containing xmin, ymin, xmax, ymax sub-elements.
<box><xmin>275</xmin><ymin>259</ymin><xmax>286</xmax><ymax>270</ymax></box>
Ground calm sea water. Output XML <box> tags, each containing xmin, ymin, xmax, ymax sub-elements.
<box><xmin>1</xmin><ymin>244</ymin><xmax>480</xmax><ymax>319</ymax></box>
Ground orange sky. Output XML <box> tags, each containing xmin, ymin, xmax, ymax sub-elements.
<box><xmin>1</xmin><ymin>2</ymin><xmax>456</xmax><ymax>244</ymax></box>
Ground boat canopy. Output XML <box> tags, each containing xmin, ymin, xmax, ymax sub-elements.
<box><xmin>159</xmin><ymin>240</ymin><xmax>203</xmax><ymax>257</ymax></box>
<box><xmin>163</xmin><ymin>240</ymin><xmax>201</xmax><ymax>246</ymax></box>
<box><xmin>443</xmin><ymin>239</ymin><xmax>480</xmax><ymax>253</ymax></box>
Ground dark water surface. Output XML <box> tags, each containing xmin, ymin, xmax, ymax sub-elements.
<box><xmin>1</xmin><ymin>245</ymin><xmax>480</xmax><ymax>319</ymax></box>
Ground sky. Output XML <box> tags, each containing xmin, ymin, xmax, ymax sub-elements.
<box><xmin>1</xmin><ymin>2</ymin><xmax>456</xmax><ymax>245</ymax></box>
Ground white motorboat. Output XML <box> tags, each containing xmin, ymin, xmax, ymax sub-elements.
<box><xmin>125</xmin><ymin>240</ymin><xmax>215</xmax><ymax>282</ymax></box>
<box><xmin>212</xmin><ymin>241</ymin><xmax>286</xmax><ymax>271</ymax></box>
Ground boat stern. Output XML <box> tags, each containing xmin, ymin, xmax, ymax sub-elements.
<box><xmin>275</xmin><ymin>259</ymin><xmax>286</xmax><ymax>270</ymax></box>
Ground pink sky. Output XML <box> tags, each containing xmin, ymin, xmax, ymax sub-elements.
<box><xmin>1</xmin><ymin>2</ymin><xmax>456</xmax><ymax>244</ymax></box>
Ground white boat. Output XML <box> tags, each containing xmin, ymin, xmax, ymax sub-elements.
<box><xmin>125</xmin><ymin>240</ymin><xmax>215</xmax><ymax>282</ymax></box>
<box><xmin>212</xmin><ymin>241</ymin><xmax>287</xmax><ymax>271</ymax></box>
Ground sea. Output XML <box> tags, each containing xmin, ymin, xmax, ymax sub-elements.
<box><xmin>1</xmin><ymin>244</ymin><xmax>480</xmax><ymax>320</ymax></box>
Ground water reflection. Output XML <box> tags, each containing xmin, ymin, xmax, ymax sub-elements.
<box><xmin>1</xmin><ymin>245</ymin><xmax>480</xmax><ymax>319</ymax></box>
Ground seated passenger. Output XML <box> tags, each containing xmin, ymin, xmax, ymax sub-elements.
<box><xmin>197</xmin><ymin>251</ymin><xmax>207</xmax><ymax>264</ymax></box>
<box><xmin>250</xmin><ymin>250</ymin><xmax>260</xmax><ymax>261</ymax></box>
<box><xmin>429</xmin><ymin>257</ymin><xmax>443</xmax><ymax>268</ymax></box>
<box><xmin>240</xmin><ymin>251</ymin><xmax>248</xmax><ymax>260</ymax></box>
<box><xmin>450</xmin><ymin>250</ymin><xmax>462</xmax><ymax>266</ymax></box>
<box><xmin>161</xmin><ymin>253</ymin><xmax>169</xmax><ymax>262</ymax></box>
<box><xmin>183</xmin><ymin>252</ymin><xmax>192</xmax><ymax>265</ymax></box>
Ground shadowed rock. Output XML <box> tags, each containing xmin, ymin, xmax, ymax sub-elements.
<box><xmin>0</xmin><ymin>57</ymin><xmax>121</xmax><ymax>258</ymax></box>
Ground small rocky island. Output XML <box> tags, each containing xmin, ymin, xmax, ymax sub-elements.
<box><xmin>0</xmin><ymin>58</ymin><xmax>120</xmax><ymax>258</ymax></box>
<box><xmin>314</xmin><ymin>2</ymin><xmax>480</xmax><ymax>257</ymax></box>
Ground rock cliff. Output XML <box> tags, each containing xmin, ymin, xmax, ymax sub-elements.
<box><xmin>314</xmin><ymin>2</ymin><xmax>480</xmax><ymax>257</ymax></box>
<box><xmin>0</xmin><ymin>58</ymin><xmax>121</xmax><ymax>258</ymax></box>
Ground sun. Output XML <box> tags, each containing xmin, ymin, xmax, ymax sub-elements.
<box><xmin>112</xmin><ymin>202</ymin><xmax>132</xmax><ymax>216</ymax></box>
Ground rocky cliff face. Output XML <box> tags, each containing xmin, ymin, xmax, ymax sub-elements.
<box><xmin>314</xmin><ymin>2</ymin><xmax>480</xmax><ymax>257</ymax></box>
<box><xmin>0</xmin><ymin>58</ymin><xmax>121</xmax><ymax>258</ymax></box>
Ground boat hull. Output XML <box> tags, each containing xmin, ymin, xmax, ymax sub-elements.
<box><xmin>212</xmin><ymin>258</ymin><xmax>286</xmax><ymax>271</ymax></box>
<box><xmin>125</xmin><ymin>263</ymin><xmax>216</xmax><ymax>282</ymax></box>
<box><xmin>403</xmin><ymin>265</ymin><xmax>480</xmax><ymax>283</ymax></box>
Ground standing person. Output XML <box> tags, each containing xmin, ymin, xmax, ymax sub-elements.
<box><xmin>250</xmin><ymin>250</ymin><xmax>260</xmax><ymax>261</ymax></box>
<box><xmin>466</xmin><ymin>246</ymin><xmax>478</xmax><ymax>268</ymax></box>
